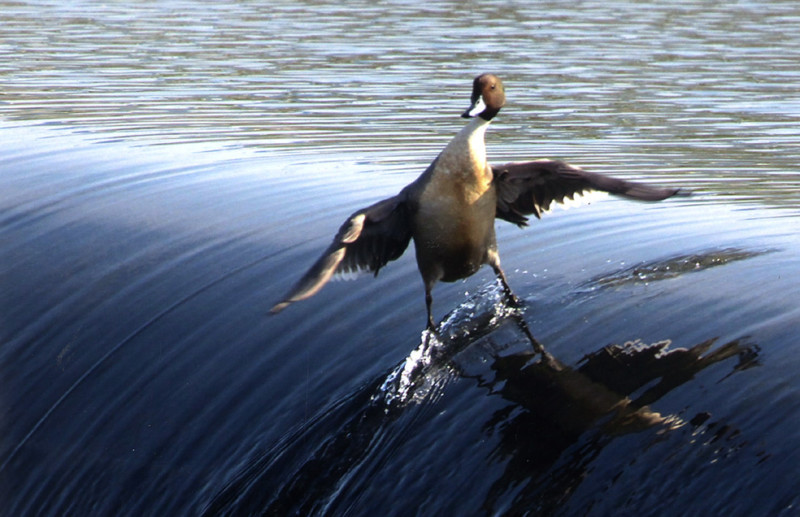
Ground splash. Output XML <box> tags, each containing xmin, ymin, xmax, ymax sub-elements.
<box><xmin>377</xmin><ymin>280</ymin><xmax>526</xmax><ymax>407</ymax></box>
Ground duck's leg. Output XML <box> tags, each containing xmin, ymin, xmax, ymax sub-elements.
<box><xmin>425</xmin><ymin>284</ymin><xmax>436</xmax><ymax>331</ymax></box>
<box><xmin>487</xmin><ymin>250</ymin><xmax>521</xmax><ymax>306</ymax></box>
<box><xmin>486</xmin><ymin>250</ymin><xmax>546</xmax><ymax>352</ymax></box>
<box><xmin>493</xmin><ymin>266</ymin><xmax>546</xmax><ymax>353</ymax></box>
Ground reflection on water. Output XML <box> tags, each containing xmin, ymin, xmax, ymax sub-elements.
<box><xmin>483</xmin><ymin>336</ymin><xmax>759</xmax><ymax>514</ymax></box>
<box><xmin>2</xmin><ymin>1</ymin><xmax>800</xmax><ymax>515</ymax></box>
<box><xmin>203</xmin><ymin>290</ymin><xmax>760</xmax><ymax>515</ymax></box>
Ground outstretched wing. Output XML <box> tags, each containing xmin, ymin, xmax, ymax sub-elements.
<box><xmin>493</xmin><ymin>159</ymin><xmax>684</xmax><ymax>227</ymax></box>
<box><xmin>270</xmin><ymin>193</ymin><xmax>413</xmax><ymax>313</ymax></box>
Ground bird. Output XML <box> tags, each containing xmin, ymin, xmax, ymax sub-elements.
<box><xmin>270</xmin><ymin>73</ymin><xmax>684</xmax><ymax>331</ymax></box>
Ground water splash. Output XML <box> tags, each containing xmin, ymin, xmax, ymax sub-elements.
<box><xmin>377</xmin><ymin>280</ymin><xmax>528</xmax><ymax>407</ymax></box>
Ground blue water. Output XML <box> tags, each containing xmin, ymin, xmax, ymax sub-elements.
<box><xmin>2</xmin><ymin>1</ymin><xmax>800</xmax><ymax>515</ymax></box>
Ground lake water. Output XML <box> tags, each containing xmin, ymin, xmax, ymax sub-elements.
<box><xmin>1</xmin><ymin>1</ymin><xmax>799</xmax><ymax>515</ymax></box>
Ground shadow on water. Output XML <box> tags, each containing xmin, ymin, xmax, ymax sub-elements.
<box><xmin>202</xmin><ymin>279</ymin><xmax>760</xmax><ymax>516</ymax></box>
<box><xmin>577</xmin><ymin>247</ymin><xmax>776</xmax><ymax>292</ymax></box>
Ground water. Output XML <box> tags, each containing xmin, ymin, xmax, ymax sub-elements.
<box><xmin>1</xmin><ymin>1</ymin><xmax>799</xmax><ymax>515</ymax></box>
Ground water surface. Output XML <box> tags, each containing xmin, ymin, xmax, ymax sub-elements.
<box><xmin>1</xmin><ymin>1</ymin><xmax>799</xmax><ymax>515</ymax></box>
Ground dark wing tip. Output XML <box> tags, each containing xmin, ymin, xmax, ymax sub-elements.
<box><xmin>621</xmin><ymin>184</ymin><xmax>682</xmax><ymax>201</ymax></box>
<box><xmin>623</xmin><ymin>184</ymin><xmax>690</xmax><ymax>201</ymax></box>
<box><xmin>674</xmin><ymin>187</ymin><xmax>692</xmax><ymax>197</ymax></box>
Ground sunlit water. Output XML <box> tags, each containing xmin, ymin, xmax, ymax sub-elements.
<box><xmin>1</xmin><ymin>1</ymin><xmax>799</xmax><ymax>515</ymax></box>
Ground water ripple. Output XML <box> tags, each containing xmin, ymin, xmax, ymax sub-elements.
<box><xmin>2</xmin><ymin>2</ymin><xmax>800</xmax><ymax>515</ymax></box>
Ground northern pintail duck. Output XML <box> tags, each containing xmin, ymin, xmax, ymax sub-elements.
<box><xmin>271</xmin><ymin>73</ymin><xmax>683</xmax><ymax>330</ymax></box>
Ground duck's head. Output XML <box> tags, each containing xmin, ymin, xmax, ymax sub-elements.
<box><xmin>462</xmin><ymin>73</ymin><xmax>505</xmax><ymax>121</ymax></box>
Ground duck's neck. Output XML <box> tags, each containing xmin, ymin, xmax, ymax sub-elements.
<box><xmin>456</xmin><ymin>115</ymin><xmax>491</xmax><ymax>153</ymax></box>
<box><xmin>440</xmin><ymin>116</ymin><xmax>492</xmax><ymax>180</ymax></box>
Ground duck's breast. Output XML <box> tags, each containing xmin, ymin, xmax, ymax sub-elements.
<box><xmin>412</xmin><ymin>177</ymin><xmax>498</xmax><ymax>282</ymax></box>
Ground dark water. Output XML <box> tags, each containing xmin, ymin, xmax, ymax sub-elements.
<box><xmin>2</xmin><ymin>2</ymin><xmax>800</xmax><ymax>516</ymax></box>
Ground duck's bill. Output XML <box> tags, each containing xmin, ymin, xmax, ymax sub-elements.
<box><xmin>461</xmin><ymin>96</ymin><xmax>486</xmax><ymax>118</ymax></box>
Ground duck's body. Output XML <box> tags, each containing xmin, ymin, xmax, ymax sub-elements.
<box><xmin>413</xmin><ymin>117</ymin><xmax>499</xmax><ymax>278</ymax></box>
<box><xmin>271</xmin><ymin>74</ymin><xmax>683</xmax><ymax>330</ymax></box>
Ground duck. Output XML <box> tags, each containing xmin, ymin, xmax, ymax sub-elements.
<box><xmin>270</xmin><ymin>73</ymin><xmax>684</xmax><ymax>330</ymax></box>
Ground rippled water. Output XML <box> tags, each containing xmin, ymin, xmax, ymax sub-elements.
<box><xmin>2</xmin><ymin>1</ymin><xmax>799</xmax><ymax>515</ymax></box>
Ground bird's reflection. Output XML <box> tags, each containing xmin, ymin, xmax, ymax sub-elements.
<box><xmin>479</xmin><ymin>334</ymin><xmax>759</xmax><ymax>514</ymax></box>
<box><xmin>203</xmin><ymin>287</ymin><xmax>759</xmax><ymax>516</ymax></box>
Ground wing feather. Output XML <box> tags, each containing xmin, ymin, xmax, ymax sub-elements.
<box><xmin>270</xmin><ymin>193</ymin><xmax>412</xmax><ymax>313</ymax></box>
<box><xmin>494</xmin><ymin>160</ymin><xmax>684</xmax><ymax>227</ymax></box>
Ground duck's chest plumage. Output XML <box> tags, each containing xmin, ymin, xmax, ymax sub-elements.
<box><xmin>411</xmin><ymin>118</ymin><xmax>499</xmax><ymax>282</ymax></box>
